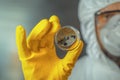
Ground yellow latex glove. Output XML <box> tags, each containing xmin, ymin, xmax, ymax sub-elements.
<box><xmin>16</xmin><ymin>15</ymin><xmax>83</xmax><ymax>80</ymax></box>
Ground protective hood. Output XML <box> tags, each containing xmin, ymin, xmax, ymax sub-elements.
<box><xmin>78</xmin><ymin>0</ymin><xmax>120</xmax><ymax>59</ymax></box>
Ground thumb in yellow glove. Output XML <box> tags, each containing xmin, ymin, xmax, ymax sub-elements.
<box><xmin>16</xmin><ymin>15</ymin><xmax>83</xmax><ymax>80</ymax></box>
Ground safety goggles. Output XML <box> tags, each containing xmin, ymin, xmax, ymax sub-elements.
<box><xmin>95</xmin><ymin>2</ymin><xmax>120</xmax><ymax>32</ymax></box>
<box><xmin>95</xmin><ymin>10</ymin><xmax>120</xmax><ymax>31</ymax></box>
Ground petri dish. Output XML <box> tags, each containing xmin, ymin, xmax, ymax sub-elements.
<box><xmin>55</xmin><ymin>25</ymin><xmax>80</xmax><ymax>51</ymax></box>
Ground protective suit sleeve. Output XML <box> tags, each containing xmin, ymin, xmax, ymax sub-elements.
<box><xmin>16</xmin><ymin>15</ymin><xmax>84</xmax><ymax>80</ymax></box>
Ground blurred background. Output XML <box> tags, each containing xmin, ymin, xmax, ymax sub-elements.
<box><xmin>0</xmin><ymin>0</ymin><xmax>80</xmax><ymax>80</ymax></box>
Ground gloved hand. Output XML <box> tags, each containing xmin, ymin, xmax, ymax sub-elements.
<box><xmin>16</xmin><ymin>15</ymin><xmax>83</xmax><ymax>80</ymax></box>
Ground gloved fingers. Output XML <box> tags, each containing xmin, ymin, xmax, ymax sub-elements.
<box><xmin>49</xmin><ymin>15</ymin><xmax>60</xmax><ymax>23</ymax></box>
<box><xmin>63</xmin><ymin>40</ymin><xmax>84</xmax><ymax>66</ymax></box>
<box><xmin>49</xmin><ymin>15</ymin><xmax>61</xmax><ymax>35</ymax></box>
<box><xmin>27</xmin><ymin>19</ymin><xmax>51</xmax><ymax>48</ymax></box>
<box><xmin>16</xmin><ymin>25</ymin><xmax>30</xmax><ymax>59</ymax></box>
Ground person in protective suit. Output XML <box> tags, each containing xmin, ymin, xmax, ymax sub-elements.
<box><xmin>16</xmin><ymin>0</ymin><xmax>120</xmax><ymax>80</ymax></box>
<box><xmin>69</xmin><ymin>0</ymin><xmax>120</xmax><ymax>80</ymax></box>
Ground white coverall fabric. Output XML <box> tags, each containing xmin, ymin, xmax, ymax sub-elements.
<box><xmin>69</xmin><ymin>0</ymin><xmax>120</xmax><ymax>80</ymax></box>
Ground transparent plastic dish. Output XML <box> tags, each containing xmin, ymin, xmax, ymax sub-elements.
<box><xmin>55</xmin><ymin>25</ymin><xmax>80</xmax><ymax>51</ymax></box>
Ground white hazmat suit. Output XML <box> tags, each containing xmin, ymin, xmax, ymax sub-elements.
<box><xmin>69</xmin><ymin>0</ymin><xmax>120</xmax><ymax>80</ymax></box>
